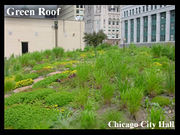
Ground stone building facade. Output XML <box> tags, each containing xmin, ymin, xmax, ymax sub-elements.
<box><xmin>120</xmin><ymin>5</ymin><xmax>175</xmax><ymax>45</ymax></box>
<box><xmin>84</xmin><ymin>5</ymin><xmax>122</xmax><ymax>45</ymax></box>
<box><xmin>58</xmin><ymin>5</ymin><xmax>85</xmax><ymax>20</ymax></box>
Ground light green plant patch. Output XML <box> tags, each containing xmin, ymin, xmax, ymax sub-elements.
<box><xmin>45</xmin><ymin>91</ymin><xmax>74</xmax><ymax>107</ymax></box>
<box><xmin>151</xmin><ymin>96</ymin><xmax>171</xmax><ymax>107</ymax></box>
<box><xmin>5</xmin><ymin>88</ymin><xmax>56</xmax><ymax>106</ymax></box>
<box><xmin>5</xmin><ymin>104</ymin><xmax>59</xmax><ymax>129</ymax></box>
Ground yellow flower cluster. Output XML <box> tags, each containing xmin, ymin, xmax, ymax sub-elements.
<box><xmin>61</xmin><ymin>70</ymin><xmax>71</xmax><ymax>74</ymax></box>
<box><xmin>70</xmin><ymin>70</ymin><xmax>77</xmax><ymax>74</ymax></box>
<box><xmin>153</xmin><ymin>62</ymin><xmax>162</xmax><ymax>66</ymax></box>
<box><xmin>61</xmin><ymin>70</ymin><xmax>77</xmax><ymax>75</ymax></box>
<box><xmin>15</xmin><ymin>78</ymin><xmax>34</xmax><ymax>88</ymax></box>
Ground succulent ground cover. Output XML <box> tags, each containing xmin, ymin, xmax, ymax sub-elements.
<box><xmin>4</xmin><ymin>44</ymin><xmax>175</xmax><ymax>129</ymax></box>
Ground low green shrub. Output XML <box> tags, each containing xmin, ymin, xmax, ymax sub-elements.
<box><xmin>45</xmin><ymin>91</ymin><xmax>74</xmax><ymax>107</ymax></box>
<box><xmin>5</xmin><ymin>104</ymin><xmax>59</xmax><ymax>129</ymax></box>
<box><xmin>15</xmin><ymin>78</ymin><xmax>34</xmax><ymax>88</ymax></box>
<box><xmin>23</xmin><ymin>73</ymin><xmax>39</xmax><ymax>80</ymax></box>
<box><xmin>32</xmin><ymin>73</ymin><xmax>68</xmax><ymax>88</ymax></box>
<box><xmin>121</xmin><ymin>88</ymin><xmax>144</xmax><ymax>115</ymax></box>
<box><xmin>5</xmin><ymin>88</ymin><xmax>56</xmax><ymax>106</ymax></box>
<box><xmin>151</xmin><ymin>96</ymin><xmax>170</xmax><ymax>107</ymax></box>
<box><xmin>33</xmin><ymin>63</ymin><xmax>52</xmax><ymax>71</ymax></box>
<box><xmin>15</xmin><ymin>73</ymin><xmax>39</xmax><ymax>82</ymax></box>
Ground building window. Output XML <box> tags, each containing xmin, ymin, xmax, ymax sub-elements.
<box><xmin>151</xmin><ymin>5</ymin><xmax>153</xmax><ymax>10</ymax></box>
<box><xmin>80</xmin><ymin>5</ymin><xmax>83</xmax><ymax>8</ymax></box>
<box><xmin>143</xmin><ymin>6</ymin><xmax>145</xmax><ymax>12</ymax></box>
<box><xmin>76</xmin><ymin>10</ymin><xmax>79</xmax><ymax>13</ymax></box>
<box><xmin>170</xmin><ymin>10</ymin><xmax>175</xmax><ymax>41</ymax></box>
<box><xmin>130</xmin><ymin>19</ymin><xmax>134</xmax><ymax>42</ymax></box>
<box><xmin>143</xmin><ymin>16</ymin><xmax>148</xmax><ymax>42</ymax></box>
<box><xmin>160</xmin><ymin>12</ymin><xmax>166</xmax><ymax>41</ymax></box>
<box><xmin>132</xmin><ymin>9</ymin><xmax>134</xmax><ymax>15</ymax></box>
<box><xmin>139</xmin><ymin>7</ymin><xmax>141</xmax><ymax>13</ymax></box>
<box><xmin>137</xmin><ymin>18</ymin><xmax>140</xmax><ymax>42</ymax></box>
<box><xmin>109</xmin><ymin>21</ymin><xmax>111</xmax><ymax>25</ymax></box>
<box><xmin>151</xmin><ymin>14</ymin><xmax>156</xmax><ymax>42</ymax></box>
<box><xmin>136</xmin><ymin>8</ymin><xmax>138</xmax><ymax>14</ymax></box>
<box><xmin>124</xmin><ymin>11</ymin><xmax>126</xmax><ymax>17</ymax></box>
<box><xmin>116</xmin><ymin>21</ymin><xmax>119</xmax><ymax>25</ymax></box>
<box><xmin>155</xmin><ymin>5</ymin><xmax>157</xmax><ymax>9</ymax></box>
<box><xmin>130</xmin><ymin>10</ymin><xmax>131</xmax><ymax>15</ymax></box>
<box><xmin>112</xmin><ymin>21</ymin><xmax>115</xmax><ymax>25</ymax></box>
<box><xmin>127</xmin><ymin>11</ymin><xmax>128</xmax><ymax>16</ymax></box>
<box><xmin>116</xmin><ymin>34</ymin><xmax>119</xmax><ymax>38</ymax></box>
<box><xmin>76</xmin><ymin>5</ymin><xmax>79</xmax><ymax>8</ymax></box>
<box><xmin>125</xmin><ymin>20</ymin><xmax>128</xmax><ymax>43</ymax></box>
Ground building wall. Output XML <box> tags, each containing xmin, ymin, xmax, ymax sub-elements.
<box><xmin>58</xmin><ymin>20</ymin><xmax>85</xmax><ymax>51</ymax></box>
<box><xmin>120</xmin><ymin>5</ymin><xmax>175</xmax><ymax>45</ymax></box>
<box><xmin>5</xmin><ymin>17</ymin><xmax>85</xmax><ymax>58</ymax></box>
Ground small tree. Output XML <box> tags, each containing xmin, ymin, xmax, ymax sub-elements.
<box><xmin>83</xmin><ymin>30</ymin><xmax>107</xmax><ymax>47</ymax></box>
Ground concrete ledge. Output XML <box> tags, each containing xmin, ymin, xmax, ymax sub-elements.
<box><xmin>119</xmin><ymin>41</ymin><xmax>175</xmax><ymax>48</ymax></box>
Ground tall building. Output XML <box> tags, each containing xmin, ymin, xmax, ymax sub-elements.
<box><xmin>58</xmin><ymin>5</ymin><xmax>85</xmax><ymax>20</ymax></box>
<box><xmin>84</xmin><ymin>5</ymin><xmax>122</xmax><ymax>44</ymax></box>
<box><xmin>121</xmin><ymin>5</ymin><xmax>175</xmax><ymax>45</ymax></box>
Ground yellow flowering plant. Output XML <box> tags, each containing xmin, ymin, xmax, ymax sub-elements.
<box><xmin>15</xmin><ymin>78</ymin><xmax>34</xmax><ymax>89</ymax></box>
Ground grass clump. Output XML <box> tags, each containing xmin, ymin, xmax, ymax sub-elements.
<box><xmin>52</xmin><ymin>47</ymin><xmax>64</xmax><ymax>59</ymax></box>
<box><xmin>45</xmin><ymin>91</ymin><xmax>74</xmax><ymax>107</ymax></box>
<box><xmin>165</xmin><ymin>62</ymin><xmax>175</xmax><ymax>94</ymax></box>
<box><xmin>99</xmin><ymin>110</ymin><xmax>126</xmax><ymax>129</ymax></box>
<box><xmin>121</xmin><ymin>88</ymin><xmax>144</xmax><ymax>116</ymax></box>
<box><xmin>148</xmin><ymin>105</ymin><xmax>165</xmax><ymax>129</ymax></box>
<box><xmin>79</xmin><ymin>110</ymin><xmax>97</xmax><ymax>129</ymax></box>
<box><xmin>101</xmin><ymin>83</ymin><xmax>115</xmax><ymax>104</ymax></box>
<box><xmin>4</xmin><ymin>77</ymin><xmax>16</xmax><ymax>92</ymax></box>
<box><xmin>151</xmin><ymin>44</ymin><xmax>175</xmax><ymax>61</ymax></box>
<box><xmin>144</xmin><ymin>69</ymin><xmax>164</xmax><ymax>96</ymax></box>
<box><xmin>5</xmin><ymin>104</ymin><xmax>59</xmax><ymax>129</ymax></box>
<box><xmin>5</xmin><ymin>88</ymin><xmax>56</xmax><ymax>106</ymax></box>
<box><xmin>151</xmin><ymin>96</ymin><xmax>171</xmax><ymax>107</ymax></box>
